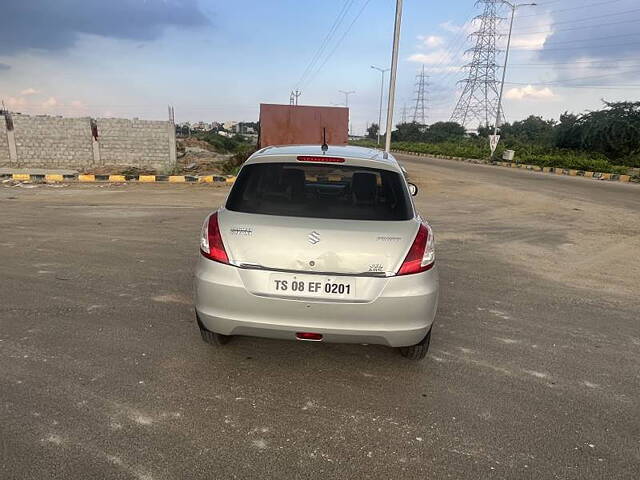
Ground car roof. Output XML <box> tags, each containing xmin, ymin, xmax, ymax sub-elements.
<box><xmin>250</xmin><ymin>144</ymin><xmax>398</xmax><ymax>167</ymax></box>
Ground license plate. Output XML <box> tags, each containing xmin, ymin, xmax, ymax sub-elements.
<box><xmin>269</xmin><ymin>274</ymin><xmax>356</xmax><ymax>299</ymax></box>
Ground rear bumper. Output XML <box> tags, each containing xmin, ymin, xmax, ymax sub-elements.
<box><xmin>194</xmin><ymin>257</ymin><xmax>439</xmax><ymax>347</ymax></box>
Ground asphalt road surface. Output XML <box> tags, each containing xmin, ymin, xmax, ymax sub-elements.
<box><xmin>1</xmin><ymin>156</ymin><xmax>639</xmax><ymax>479</ymax></box>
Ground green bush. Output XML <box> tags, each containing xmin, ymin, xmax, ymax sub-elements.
<box><xmin>197</xmin><ymin>132</ymin><xmax>254</xmax><ymax>154</ymax></box>
<box><xmin>220</xmin><ymin>144</ymin><xmax>257</xmax><ymax>175</ymax></box>
<box><xmin>350</xmin><ymin>139</ymin><xmax>629</xmax><ymax>174</ymax></box>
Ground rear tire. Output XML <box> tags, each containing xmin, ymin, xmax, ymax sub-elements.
<box><xmin>399</xmin><ymin>328</ymin><xmax>431</xmax><ymax>360</ymax></box>
<box><xmin>196</xmin><ymin>313</ymin><xmax>231</xmax><ymax>346</ymax></box>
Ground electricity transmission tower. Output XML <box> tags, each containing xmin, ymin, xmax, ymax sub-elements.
<box><xmin>412</xmin><ymin>65</ymin><xmax>429</xmax><ymax>126</ymax></box>
<box><xmin>450</xmin><ymin>0</ymin><xmax>504</xmax><ymax>128</ymax></box>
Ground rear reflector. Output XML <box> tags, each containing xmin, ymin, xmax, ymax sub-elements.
<box><xmin>297</xmin><ymin>156</ymin><xmax>345</xmax><ymax>163</ymax></box>
<box><xmin>296</xmin><ymin>332</ymin><xmax>323</xmax><ymax>341</ymax></box>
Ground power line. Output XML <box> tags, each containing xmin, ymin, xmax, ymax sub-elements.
<box><xmin>518</xmin><ymin>7</ymin><xmax>640</xmax><ymax>26</ymax></box>
<box><xmin>293</xmin><ymin>0</ymin><xmax>355</xmax><ymax>90</ymax></box>
<box><xmin>516</xmin><ymin>0</ymin><xmax>628</xmax><ymax>18</ymax></box>
<box><xmin>537</xmin><ymin>41</ymin><xmax>640</xmax><ymax>52</ymax></box>
<box><xmin>514</xmin><ymin>17</ymin><xmax>640</xmax><ymax>34</ymax></box>
<box><xmin>414</xmin><ymin>5</ymin><xmax>477</xmax><ymax>75</ymax></box>
<box><xmin>509</xmin><ymin>58</ymin><xmax>640</xmax><ymax>66</ymax></box>
<box><xmin>513</xmin><ymin>32</ymin><xmax>640</xmax><ymax>47</ymax></box>
<box><xmin>301</xmin><ymin>0</ymin><xmax>373</xmax><ymax>90</ymax></box>
<box><xmin>507</xmin><ymin>68</ymin><xmax>640</xmax><ymax>85</ymax></box>
<box><xmin>506</xmin><ymin>82</ymin><xmax>640</xmax><ymax>89</ymax></box>
<box><xmin>506</xmin><ymin>72</ymin><xmax>640</xmax><ymax>85</ymax></box>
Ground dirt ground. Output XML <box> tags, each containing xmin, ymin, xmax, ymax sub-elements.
<box><xmin>404</xmin><ymin>157</ymin><xmax>640</xmax><ymax>300</ymax></box>
<box><xmin>1</xmin><ymin>155</ymin><xmax>639</xmax><ymax>479</ymax></box>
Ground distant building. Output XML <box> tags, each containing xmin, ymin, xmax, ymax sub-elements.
<box><xmin>192</xmin><ymin>121</ymin><xmax>210</xmax><ymax>132</ymax></box>
<box><xmin>223</xmin><ymin>120</ymin><xmax>239</xmax><ymax>132</ymax></box>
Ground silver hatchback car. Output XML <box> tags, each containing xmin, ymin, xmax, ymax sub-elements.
<box><xmin>195</xmin><ymin>145</ymin><xmax>438</xmax><ymax>359</ymax></box>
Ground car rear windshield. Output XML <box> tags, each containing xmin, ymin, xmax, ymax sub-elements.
<box><xmin>226</xmin><ymin>162</ymin><xmax>413</xmax><ymax>221</ymax></box>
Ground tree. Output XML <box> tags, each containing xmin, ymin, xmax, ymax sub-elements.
<box><xmin>424</xmin><ymin>122</ymin><xmax>466</xmax><ymax>142</ymax></box>
<box><xmin>553</xmin><ymin>112</ymin><xmax>582</xmax><ymax>150</ymax></box>
<box><xmin>500</xmin><ymin>115</ymin><xmax>555</xmax><ymax>145</ymax></box>
<box><xmin>391</xmin><ymin>122</ymin><xmax>425</xmax><ymax>142</ymax></box>
<box><xmin>476</xmin><ymin>124</ymin><xmax>494</xmax><ymax>138</ymax></box>
<box><xmin>578</xmin><ymin>101</ymin><xmax>640</xmax><ymax>160</ymax></box>
<box><xmin>366</xmin><ymin>123</ymin><xmax>379</xmax><ymax>140</ymax></box>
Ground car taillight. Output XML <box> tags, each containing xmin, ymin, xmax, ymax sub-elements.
<box><xmin>200</xmin><ymin>212</ymin><xmax>229</xmax><ymax>264</ymax></box>
<box><xmin>297</xmin><ymin>156</ymin><xmax>345</xmax><ymax>163</ymax></box>
<box><xmin>397</xmin><ymin>223</ymin><xmax>435</xmax><ymax>276</ymax></box>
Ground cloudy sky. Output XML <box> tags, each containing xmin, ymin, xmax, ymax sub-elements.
<box><xmin>0</xmin><ymin>0</ymin><xmax>638</xmax><ymax>134</ymax></box>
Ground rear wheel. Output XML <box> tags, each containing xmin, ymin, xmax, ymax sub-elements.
<box><xmin>196</xmin><ymin>313</ymin><xmax>231</xmax><ymax>346</ymax></box>
<box><xmin>398</xmin><ymin>328</ymin><xmax>431</xmax><ymax>360</ymax></box>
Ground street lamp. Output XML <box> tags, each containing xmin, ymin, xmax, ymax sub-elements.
<box><xmin>371</xmin><ymin>65</ymin><xmax>390</xmax><ymax>145</ymax></box>
<box><xmin>384</xmin><ymin>0</ymin><xmax>403</xmax><ymax>153</ymax></box>
<box><xmin>492</xmin><ymin>1</ymin><xmax>536</xmax><ymax>156</ymax></box>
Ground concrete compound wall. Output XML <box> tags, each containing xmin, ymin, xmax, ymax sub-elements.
<box><xmin>0</xmin><ymin>113</ymin><xmax>176</xmax><ymax>170</ymax></box>
<box><xmin>0</xmin><ymin>117</ymin><xmax>8</xmax><ymax>164</ymax></box>
<box><xmin>13</xmin><ymin>115</ymin><xmax>94</xmax><ymax>167</ymax></box>
<box><xmin>97</xmin><ymin>118</ymin><xmax>173</xmax><ymax>168</ymax></box>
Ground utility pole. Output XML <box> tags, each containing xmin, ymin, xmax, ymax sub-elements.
<box><xmin>339</xmin><ymin>90</ymin><xmax>355</xmax><ymax>108</ymax></box>
<box><xmin>371</xmin><ymin>66</ymin><xmax>390</xmax><ymax>145</ymax></box>
<box><xmin>401</xmin><ymin>102</ymin><xmax>408</xmax><ymax>124</ymax></box>
<box><xmin>290</xmin><ymin>89</ymin><xmax>301</xmax><ymax>106</ymax></box>
<box><xmin>339</xmin><ymin>90</ymin><xmax>355</xmax><ymax>136</ymax></box>
<box><xmin>384</xmin><ymin>0</ymin><xmax>403</xmax><ymax>153</ymax></box>
<box><xmin>491</xmin><ymin>1</ymin><xmax>536</xmax><ymax>156</ymax></box>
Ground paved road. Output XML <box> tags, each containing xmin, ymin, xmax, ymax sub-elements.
<box><xmin>1</xmin><ymin>158</ymin><xmax>638</xmax><ymax>479</ymax></box>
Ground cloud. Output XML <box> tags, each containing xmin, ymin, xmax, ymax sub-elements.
<box><xmin>0</xmin><ymin>63</ymin><xmax>10</xmax><ymax>71</ymax></box>
<box><xmin>538</xmin><ymin>0</ymin><xmax>638</xmax><ymax>61</ymax></box>
<box><xmin>70</xmin><ymin>100</ymin><xmax>88</xmax><ymax>111</ymax></box>
<box><xmin>439</xmin><ymin>21</ymin><xmax>462</xmax><ymax>34</ymax></box>
<box><xmin>5</xmin><ymin>97</ymin><xmax>26</xmax><ymax>108</ymax></box>
<box><xmin>505</xmin><ymin>85</ymin><xmax>555</xmax><ymax>100</ymax></box>
<box><xmin>41</xmin><ymin>97</ymin><xmax>59</xmax><ymax>108</ymax></box>
<box><xmin>507</xmin><ymin>11</ymin><xmax>552</xmax><ymax>51</ymax></box>
<box><xmin>0</xmin><ymin>1</ymin><xmax>209</xmax><ymax>54</ymax></box>
<box><xmin>408</xmin><ymin>50</ymin><xmax>452</xmax><ymax>65</ymax></box>
<box><xmin>511</xmin><ymin>33</ymin><xmax>549</xmax><ymax>51</ymax></box>
<box><xmin>439</xmin><ymin>19</ymin><xmax>477</xmax><ymax>36</ymax></box>
<box><xmin>425</xmin><ymin>66</ymin><xmax>462</xmax><ymax>74</ymax></box>
<box><xmin>419</xmin><ymin>35</ymin><xmax>444</xmax><ymax>48</ymax></box>
<box><xmin>20</xmin><ymin>88</ymin><xmax>40</xmax><ymax>96</ymax></box>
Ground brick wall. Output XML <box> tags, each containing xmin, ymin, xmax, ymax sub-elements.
<box><xmin>0</xmin><ymin>117</ymin><xmax>8</xmax><ymax>164</ymax></box>
<box><xmin>0</xmin><ymin>114</ymin><xmax>176</xmax><ymax>170</ymax></box>
<box><xmin>13</xmin><ymin>115</ymin><xmax>93</xmax><ymax>167</ymax></box>
<box><xmin>97</xmin><ymin>118</ymin><xmax>173</xmax><ymax>170</ymax></box>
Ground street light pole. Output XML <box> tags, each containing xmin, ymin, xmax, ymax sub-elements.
<box><xmin>371</xmin><ymin>66</ymin><xmax>390</xmax><ymax>145</ymax></box>
<box><xmin>384</xmin><ymin>0</ymin><xmax>403</xmax><ymax>154</ymax></box>
<box><xmin>492</xmin><ymin>1</ymin><xmax>536</xmax><ymax>156</ymax></box>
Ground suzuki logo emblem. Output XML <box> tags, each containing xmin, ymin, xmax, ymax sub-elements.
<box><xmin>308</xmin><ymin>231</ymin><xmax>320</xmax><ymax>245</ymax></box>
